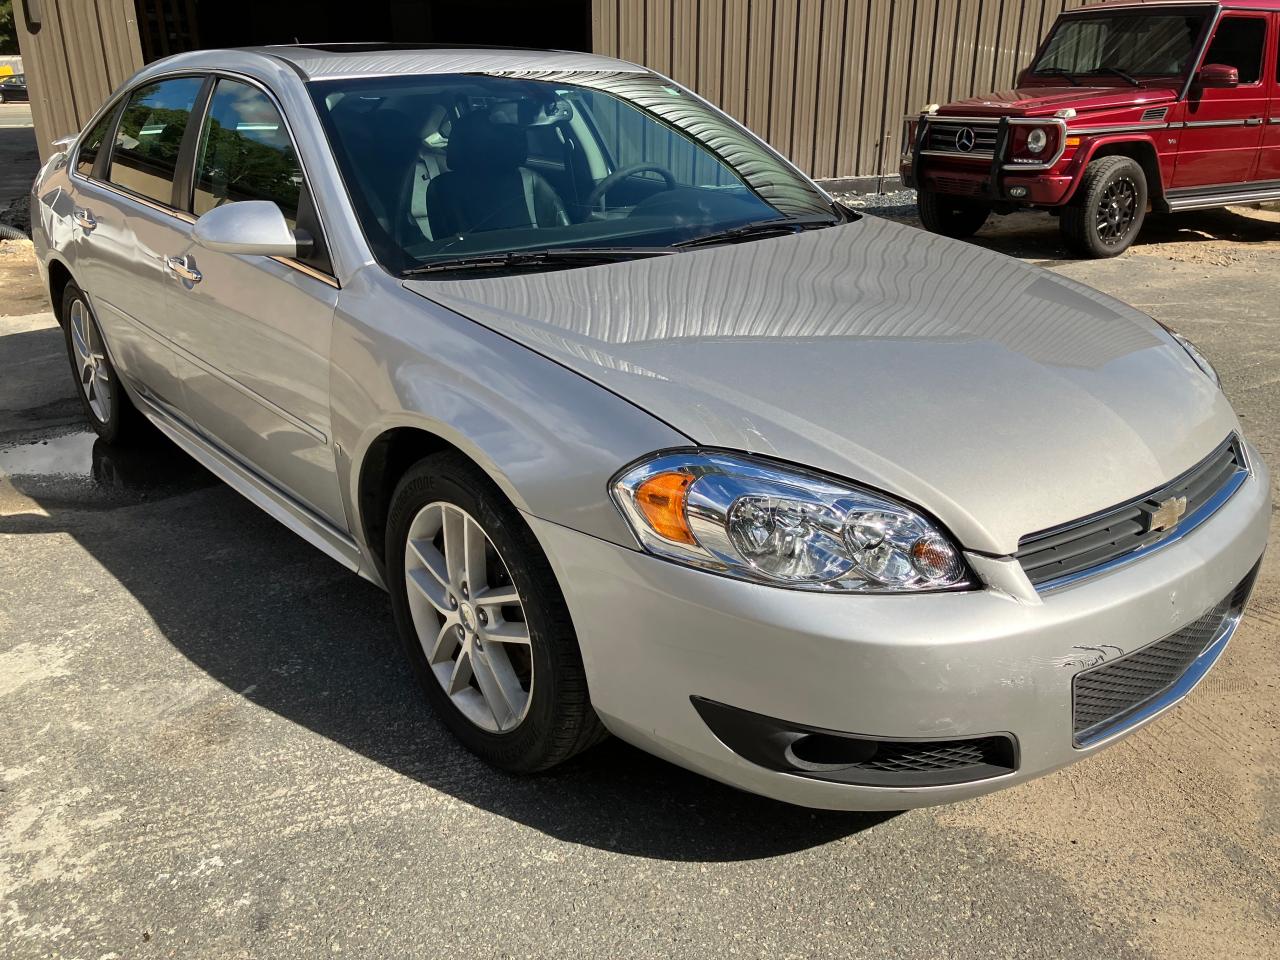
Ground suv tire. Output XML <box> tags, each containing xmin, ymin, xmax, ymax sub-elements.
<box><xmin>386</xmin><ymin>451</ymin><xmax>607</xmax><ymax>772</ymax></box>
<box><xmin>1061</xmin><ymin>156</ymin><xmax>1147</xmax><ymax>258</ymax></box>
<box><xmin>918</xmin><ymin>189</ymin><xmax>991</xmax><ymax>238</ymax></box>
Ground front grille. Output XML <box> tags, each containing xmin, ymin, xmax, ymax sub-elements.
<box><xmin>925</xmin><ymin>120</ymin><xmax>999</xmax><ymax>156</ymax></box>
<box><xmin>1072</xmin><ymin>567</ymin><xmax>1258</xmax><ymax>743</ymax></box>
<box><xmin>933</xmin><ymin>175</ymin><xmax>982</xmax><ymax>196</ymax></box>
<box><xmin>1016</xmin><ymin>436</ymin><xmax>1246</xmax><ymax>589</ymax></box>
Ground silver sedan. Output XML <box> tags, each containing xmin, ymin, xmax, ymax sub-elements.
<box><xmin>31</xmin><ymin>44</ymin><xmax>1269</xmax><ymax>810</ymax></box>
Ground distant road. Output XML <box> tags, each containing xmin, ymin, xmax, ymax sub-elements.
<box><xmin>0</xmin><ymin>103</ymin><xmax>34</xmax><ymax>129</ymax></box>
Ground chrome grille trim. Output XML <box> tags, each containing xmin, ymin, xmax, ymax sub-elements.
<box><xmin>1016</xmin><ymin>436</ymin><xmax>1248</xmax><ymax>592</ymax></box>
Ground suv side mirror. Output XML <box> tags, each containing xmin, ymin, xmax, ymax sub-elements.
<box><xmin>1197</xmin><ymin>63</ymin><xmax>1240</xmax><ymax>88</ymax></box>
<box><xmin>191</xmin><ymin>201</ymin><xmax>311</xmax><ymax>258</ymax></box>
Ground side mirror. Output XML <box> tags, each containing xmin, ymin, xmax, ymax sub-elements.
<box><xmin>1197</xmin><ymin>63</ymin><xmax>1240</xmax><ymax>88</ymax></box>
<box><xmin>191</xmin><ymin>201</ymin><xmax>310</xmax><ymax>258</ymax></box>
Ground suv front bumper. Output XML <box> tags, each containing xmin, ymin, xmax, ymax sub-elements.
<box><xmin>528</xmin><ymin>445</ymin><xmax>1269</xmax><ymax>810</ymax></box>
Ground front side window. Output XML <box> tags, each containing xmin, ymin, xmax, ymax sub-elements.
<box><xmin>1202</xmin><ymin>16</ymin><xmax>1267</xmax><ymax>85</ymax></box>
<box><xmin>193</xmin><ymin>79</ymin><xmax>302</xmax><ymax>227</ymax></box>
<box><xmin>76</xmin><ymin>107</ymin><xmax>117</xmax><ymax>178</ymax></box>
<box><xmin>107</xmin><ymin>76</ymin><xmax>204</xmax><ymax>206</ymax></box>
<box><xmin>1033</xmin><ymin>12</ymin><xmax>1211</xmax><ymax>80</ymax></box>
<box><xmin>310</xmin><ymin>72</ymin><xmax>838</xmax><ymax>274</ymax></box>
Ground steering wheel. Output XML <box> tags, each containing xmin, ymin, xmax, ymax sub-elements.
<box><xmin>587</xmin><ymin>163</ymin><xmax>678</xmax><ymax>212</ymax></box>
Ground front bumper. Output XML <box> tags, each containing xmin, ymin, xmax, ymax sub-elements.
<box><xmin>528</xmin><ymin>445</ymin><xmax>1269</xmax><ymax>811</ymax></box>
<box><xmin>904</xmin><ymin>159</ymin><xmax>1077</xmax><ymax>206</ymax></box>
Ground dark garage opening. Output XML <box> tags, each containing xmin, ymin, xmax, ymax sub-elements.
<box><xmin>134</xmin><ymin>0</ymin><xmax>593</xmax><ymax>62</ymax></box>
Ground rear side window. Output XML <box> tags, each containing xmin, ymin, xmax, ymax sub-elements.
<box><xmin>75</xmin><ymin>108</ymin><xmax>117</xmax><ymax>178</ymax></box>
<box><xmin>107</xmin><ymin>76</ymin><xmax>204</xmax><ymax>206</ymax></box>
<box><xmin>1203</xmin><ymin>16</ymin><xmax>1267</xmax><ymax>85</ymax></box>
<box><xmin>193</xmin><ymin>79</ymin><xmax>302</xmax><ymax>227</ymax></box>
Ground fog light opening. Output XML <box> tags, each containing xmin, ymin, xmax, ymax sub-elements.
<box><xmin>1008</xmin><ymin>186</ymin><xmax>1029</xmax><ymax>199</ymax></box>
<box><xmin>784</xmin><ymin>733</ymin><xmax>878</xmax><ymax>771</ymax></box>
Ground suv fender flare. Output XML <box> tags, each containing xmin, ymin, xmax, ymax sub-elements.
<box><xmin>1062</xmin><ymin>135</ymin><xmax>1168</xmax><ymax>210</ymax></box>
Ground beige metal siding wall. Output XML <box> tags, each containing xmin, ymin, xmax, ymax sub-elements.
<box><xmin>16</xmin><ymin>0</ymin><xmax>144</xmax><ymax>161</ymax></box>
<box><xmin>591</xmin><ymin>0</ymin><xmax>1088</xmax><ymax>182</ymax></box>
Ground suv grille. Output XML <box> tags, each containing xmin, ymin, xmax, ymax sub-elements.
<box><xmin>1016</xmin><ymin>437</ymin><xmax>1246</xmax><ymax>590</ymax></box>
<box><xmin>925</xmin><ymin>120</ymin><xmax>999</xmax><ymax>157</ymax></box>
<box><xmin>1072</xmin><ymin>567</ymin><xmax>1258</xmax><ymax>744</ymax></box>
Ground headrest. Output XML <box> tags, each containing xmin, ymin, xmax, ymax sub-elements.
<box><xmin>446</xmin><ymin>110</ymin><xmax>527</xmax><ymax>174</ymax></box>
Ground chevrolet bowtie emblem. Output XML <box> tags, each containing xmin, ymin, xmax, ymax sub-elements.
<box><xmin>1148</xmin><ymin>496</ymin><xmax>1188</xmax><ymax>533</ymax></box>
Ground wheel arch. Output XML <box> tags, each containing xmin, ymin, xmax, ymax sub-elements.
<box><xmin>1069</xmin><ymin>137</ymin><xmax>1166</xmax><ymax>208</ymax></box>
<box><xmin>46</xmin><ymin>256</ymin><xmax>75</xmax><ymax>325</ymax></box>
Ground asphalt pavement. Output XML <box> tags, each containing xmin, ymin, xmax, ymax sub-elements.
<box><xmin>2</xmin><ymin>172</ymin><xmax>1278</xmax><ymax>957</ymax></box>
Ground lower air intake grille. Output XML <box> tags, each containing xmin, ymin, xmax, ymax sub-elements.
<box><xmin>1072</xmin><ymin>567</ymin><xmax>1258</xmax><ymax>743</ymax></box>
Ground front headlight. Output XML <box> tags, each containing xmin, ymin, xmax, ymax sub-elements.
<box><xmin>1170</xmin><ymin>331</ymin><xmax>1221</xmax><ymax>388</ymax></box>
<box><xmin>1025</xmin><ymin>128</ymin><xmax>1048</xmax><ymax>155</ymax></box>
<box><xmin>611</xmin><ymin>451</ymin><xmax>972</xmax><ymax>593</ymax></box>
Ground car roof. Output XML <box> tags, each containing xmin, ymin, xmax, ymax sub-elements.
<box><xmin>1072</xmin><ymin>0</ymin><xmax>1280</xmax><ymax>11</ymax></box>
<box><xmin>241</xmin><ymin>43</ymin><xmax>647</xmax><ymax>81</ymax></box>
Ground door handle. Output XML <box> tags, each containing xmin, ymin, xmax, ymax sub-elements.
<box><xmin>1245</xmin><ymin>117</ymin><xmax>1263</xmax><ymax>126</ymax></box>
<box><xmin>73</xmin><ymin>207</ymin><xmax>96</xmax><ymax>231</ymax></box>
<box><xmin>165</xmin><ymin>255</ymin><xmax>203</xmax><ymax>284</ymax></box>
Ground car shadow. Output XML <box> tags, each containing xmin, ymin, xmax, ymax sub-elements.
<box><xmin>0</xmin><ymin>352</ymin><xmax>893</xmax><ymax>861</ymax></box>
<box><xmin>870</xmin><ymin>203</ymin><xmax>1280</xmax><ymax>263</ymax></box>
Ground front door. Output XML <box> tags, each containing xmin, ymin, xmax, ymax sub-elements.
<box><xmin>1173</xmin><ymin>12</ymin><xmax>1270</xmax><ymax>188</ymax></box>
<box><xmin>163</xmin><ymin>76</ymin><xmax>346</xmax><ymax>527</ymax></box>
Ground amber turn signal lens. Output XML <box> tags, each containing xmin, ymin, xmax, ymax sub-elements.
<box><xmin>635</xmin><ymin>471</ymin><xmax>697</xmax><ymax>544</ymax></box>
<box><xmin>1065</xmin><ymin>136</ymin><xmax>1081</xmax><ymax>147</ymax></box>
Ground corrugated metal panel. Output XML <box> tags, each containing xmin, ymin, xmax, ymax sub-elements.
<box><xmin>17</xmin><ymin>0</ymin><xmax>144</xmax><ymax>161</ymax></box>
<box><xmin>592</xmin><ymin>0</ymin><xmax>1093</xmax><ymax>180</ymax></box>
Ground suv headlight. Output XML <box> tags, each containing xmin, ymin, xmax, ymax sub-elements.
<box><xmin>611</xmin><ymin>451</ymin><xmax>972</xmax><ymax>593</ymax></box>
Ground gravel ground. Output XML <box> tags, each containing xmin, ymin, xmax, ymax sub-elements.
<box><xmin>2</xmin><ymin>192</ymin><xmax>1278</xmax><ymax>958</ymax></box>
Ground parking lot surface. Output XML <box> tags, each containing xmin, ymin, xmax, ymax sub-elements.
<box><xmin>2</xmin><ymin>191</ymin><xmax>1278</xmax><ymax>957</ymax></box>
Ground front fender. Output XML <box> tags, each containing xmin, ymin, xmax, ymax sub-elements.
<box><xmin>329</xmin><ymin>267</ymin><xmax>690</xmax><ymax>567</ymax></box>
<box><xmin>1061</xmin><ymin>134</ymin><xmax>1167</xmax><ymax>205</ymax></box>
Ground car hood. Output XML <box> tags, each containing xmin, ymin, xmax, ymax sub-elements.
<box><xmin>940</xmin><ymin>85</ymin><xmax>1179</xmax><ymax>117</ymax></box>
<box><xmin>405</xmin><ymin>218</ymin><xmax>1237</xmax><ymax>555</ymax></box>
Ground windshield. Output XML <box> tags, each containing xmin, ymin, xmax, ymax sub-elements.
<box><xmin>309</xmin><ymin>72</ymin><xmax>840</xmax><ymax>274</ymax></box>
<box><xmin>1030</xmin><ymin>10</ymin><xmax>1211</xmax><ymax>81</ymax></box>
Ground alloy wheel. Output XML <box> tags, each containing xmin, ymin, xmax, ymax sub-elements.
<box><xmin>68</xmin><ymin>298</ymin><xmax>113</xmax><ymax>424</ymax></box>
<box><xmin>403</xmin><ymin>502</ymin><xmax>533</xmax><ymax>733</ymax></box>
<box><xmin>1096</xmin><ymin>177</ymin><xmax>1138</xmax><ymax>246</ymax></box>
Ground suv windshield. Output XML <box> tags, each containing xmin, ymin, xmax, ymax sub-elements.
<box><xmin>1030</xmin><ymin>10</ymin><xmax>1212</xmax><ymax>82</ymax></box>
<box><xmin>310</xmin><ymin>72</ymin><xmax>841</xmax><ymax>275</ymax></box>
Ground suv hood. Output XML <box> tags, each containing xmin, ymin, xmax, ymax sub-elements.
<box><xmin>406</xmin><ymin>218</ymin><xmax>1236</xmax><ymax>555</ymax></box>
<box><xmin>940</xmin><ymin>85</ymin><xmax>1179</xmax><ymax>117</ymax></box>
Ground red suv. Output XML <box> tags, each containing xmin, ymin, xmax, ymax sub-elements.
<box><xmin>903</xmin><ymin>0</ymin><xmax>1280</xmax><ymax>256</ymax></box>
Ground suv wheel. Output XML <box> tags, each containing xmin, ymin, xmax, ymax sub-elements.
<box><xmin>62</xmin><ymin>281</ymin><xmax>143</xmax><ymax>443</ymax></box>
<box><xmin>917</xmin><ymin>189</ymin><xmax>991</xmax><ymax>238</ymax></box>
<box><xmin>386</xmin><ymin>451</ymin><xmax>607</xmax><ymax>772</ymax></box>
<box><xmin>1061</xmin><ymin>156</ymin><xmax>1147</xmax><ymax>258</ymax></box>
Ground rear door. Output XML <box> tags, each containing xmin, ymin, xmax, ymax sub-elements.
<box><xmin>1255</xmin><ymin>11</ymin><xmax>1280</xmax><ymax>182</ymax></box>
<box><xmin>69</xmin><ymin>75</ymin><xmax>207</xmax><ymax>415</ymax></box>
<box><xmin>1173</xmin><ymin>11</ymin><xmax>1269</xmax><ymax>187</ymax></box>
<box><xmin>162</xmin><ymin>76</ymin><xmax>346</xmax><ymax>526</ymax></box>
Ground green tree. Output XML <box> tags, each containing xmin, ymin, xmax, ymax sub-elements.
<box><xmin>0</xmin><ymin>1</ymin><xmax>18</xmax><ymax>57</ymax></box>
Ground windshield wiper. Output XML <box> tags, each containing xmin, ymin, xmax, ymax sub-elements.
<box><xmin>673</xmin><ymin>214</ymin><xmax>840</xmax><ymax>249</ymax></box>
<box><xmin>1032</xmin><ymin>67</ymin><xmax>1082</xmax><ymax>87</ymax></box>
<box><xmin>402</xmin><ymin>246</ymin><xmax>679</xmax><ymax>277</ymax></box>
<box><xmin>1087</xmin><ymin>66</ymin><xmax>1141</xmax><ymax>88</ymax></box>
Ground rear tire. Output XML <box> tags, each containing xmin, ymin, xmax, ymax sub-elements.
<box><xmin>386</xmin><ymin>451</ymin><xmax>607</xmax><ymax>772</ymax></box>
<box><xmin>917</xmin><ymin>189</ymin><xmax>991</xmax><ymax>238</ymax></box>
<box><xmin>61</xmin><ymin>281</ymin><xmax>143</xmax><ymax>444</ymax></box>
<box><xmin>1060</xmin><ymin>156</ymin><xmax>1147</xmax><ymax>258</ymax></box>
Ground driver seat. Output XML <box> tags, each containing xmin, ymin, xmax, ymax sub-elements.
<box><xmin>426</xmin><ymin>111</ymin><xmax>570</xmax><ymax>239</ymax></box>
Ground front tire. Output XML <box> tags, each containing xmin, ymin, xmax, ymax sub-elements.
<box><xmin>61</xmin><ymin>281</ymin><xmax>141</xmax><ymax>443</ymax></box>
<box><xmin>917</xmin><ymin>189</ymin><xmax>991</xmax><ymax>238</ymax></box>
<box><xmin>386</xmin><ymin>451</ymin><xmax>606</xmax><ymax>772</ymax></box>
<box><xmin>1060</xmin><ymin>156</ymin><xmax>1147</xmax><ymax>258</ymax></box>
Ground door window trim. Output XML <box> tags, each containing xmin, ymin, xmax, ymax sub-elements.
<box><xmin>1197</xmin><ymin>12</ymin><xmax>1271</xmax><ymax>88</ymax></box>
<box><xmin>72</xmin><ymin>68</ymin><xmax>339</xmax><ymax>289</ymax></box>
